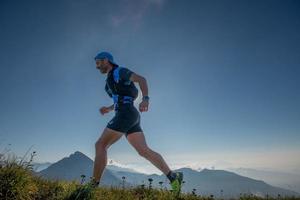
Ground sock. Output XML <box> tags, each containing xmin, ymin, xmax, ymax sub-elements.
<box><xmin>167</xmin><ymin>171</ymin><xmax>177</xmax><ymax>182</ymax></box>
<box><xmin>91</xmin><ymin>178</ymin><xmax>100</xmax><ymax>186</ymax></box>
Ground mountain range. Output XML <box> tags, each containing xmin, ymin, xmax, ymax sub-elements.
<box><xmin>35</xmin><ymin>151</ymin><xmax>299</xmax><ymax>198</ymax></box>
<box><xmin>227</xmin><ymin>168</ymin><xmax>300</xmax><ymax>194</ymax></box>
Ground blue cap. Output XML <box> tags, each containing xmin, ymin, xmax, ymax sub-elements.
<box><xmin>94</xmin><ymin>52</ymin><xmax>118</xmax><ymax>66</ymax></box>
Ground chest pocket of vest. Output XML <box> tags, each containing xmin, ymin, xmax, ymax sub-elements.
<box><xmin>105</xmin><ymin>83</ymin><xmax>113</xmax><ymax>97</ymax></box>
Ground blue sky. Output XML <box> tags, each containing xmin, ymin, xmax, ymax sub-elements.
<box><xmin>1</xmin><ymin>0</ymin><xmax>300</xmax><ymax>174</ymax></box>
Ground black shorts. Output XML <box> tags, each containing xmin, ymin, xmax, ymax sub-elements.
<box><xmin>106</xmin><ymin>104</ymin><xmax>143</xmax><ymax>137</ymax></box>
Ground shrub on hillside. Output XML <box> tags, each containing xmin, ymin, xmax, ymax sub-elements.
<box><xmin>0</xmin><ymin>153</ymin><xmax>38</xmax><ymax>200</ymax></box>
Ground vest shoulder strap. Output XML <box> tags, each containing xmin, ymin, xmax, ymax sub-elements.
<box><xmin>113</xmin><ymin>66</ymin><xmax>123</xmax><ymax>83</ymax></box>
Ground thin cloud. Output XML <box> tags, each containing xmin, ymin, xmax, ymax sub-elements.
<box><xmin>109</xmin><ymin>0</ymin><xmax>167</xmax><ymax>28</ymax></box>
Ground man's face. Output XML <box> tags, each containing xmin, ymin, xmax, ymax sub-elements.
<box><xmin>96</xmin><ymin>59</ymin><xmax>110</xmax><ymax>74</ymax></box>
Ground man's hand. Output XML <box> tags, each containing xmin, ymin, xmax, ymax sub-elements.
<box><xmin>139</xmin><ymin>100</ymin><xmax>149</xmax><ymax>112</ymax></box>
<box><xmin>99</xmin><ymin>106</ymin><xmax>113</xmax><ymax>115</ymax></box>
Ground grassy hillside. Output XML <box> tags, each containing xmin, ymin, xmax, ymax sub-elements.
<box><xmin>1</xmin><ymin>151</ymin><xmax>299</xmax><ymax>200</ymax></box>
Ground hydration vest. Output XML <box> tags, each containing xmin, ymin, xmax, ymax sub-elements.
<box><xmin>105</xmin><ymin>66</ymin><xmax>138</xmax><ymax>106</ymax></box>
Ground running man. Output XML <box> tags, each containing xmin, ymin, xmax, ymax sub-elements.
<box><xmin>90</xmin><ymin>51</ymin><xmax>183</xmax><ymax>196</ymax></box>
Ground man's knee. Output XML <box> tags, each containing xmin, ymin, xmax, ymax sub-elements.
<box><xmin>95</xmin><ymin>139</ymin><xmax>108</xmax><ymax>152</ymax></box>
<box><xmin>137</xmin><ymin>146</ymin><xmax>151</xmax><ymax>158</ymax></box>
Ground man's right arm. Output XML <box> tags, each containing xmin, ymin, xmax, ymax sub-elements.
<box><xmin>100</xmin><ymin>104</ymin><xmax>114</xmax><ymax>115</ymax></box>
<box><xmin>108</xmin><ymin>104</ymin><xmax>114</xmax><ymax>111</ymax></box>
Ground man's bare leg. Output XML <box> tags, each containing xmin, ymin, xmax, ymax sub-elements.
<box><xmin>93</xmin><ymin>128</ymin><xmax>123</xmax><ymax>183</ymax></box>
<box><xmin>126</xmin><ymin>131</ymin><xmax>183</xmax><ymax>196</ymax></box>
<box><xmin>126</xmin><ymin>132</ymin><xmax>171</xmax><ymax>175</ymax></box>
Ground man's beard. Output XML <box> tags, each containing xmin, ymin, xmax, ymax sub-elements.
<box><xmin>99</xmin><ymin>66</ymin><xmax>108</xmax><ymax>74</ymax></box>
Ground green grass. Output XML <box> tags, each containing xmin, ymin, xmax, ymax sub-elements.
<box><xmin>1</xmin><ymin>150</ymin><xmax>299</xmax><ymax>200</ymax></box>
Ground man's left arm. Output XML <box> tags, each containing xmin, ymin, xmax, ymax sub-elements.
<box><xmin>130</xmin><ymin>73</ymin><xmax>149</xmax><ymax>112</ymax></box>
